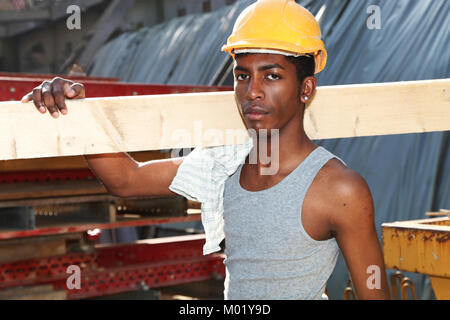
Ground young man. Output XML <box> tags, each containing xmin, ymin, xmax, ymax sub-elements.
<box><xmin>22</xmin><ymin>0</ymin><xmax>390</xmax><ymax>299</ymax></box>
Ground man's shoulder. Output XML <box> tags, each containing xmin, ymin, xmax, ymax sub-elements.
<box><xmin>319</xmin><ymin>158</ymin><xmax>370</xmax><ymax>196</ymax></box>
<box><xmin>301</xmin><ymin>155</ymin><xmax>374</xmax><ymax>240</ymax></box>
<box><xmin>314</xmin><ymin>158</ymin><xmax>374</xmax><ymax>219</ymax></box>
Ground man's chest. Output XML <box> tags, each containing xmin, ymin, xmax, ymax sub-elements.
<box><xmin>235</xmin><ymin>164</ymin><xmax>335</xmax><ymax>242</ymax></box>
<box><xmin>224</xmin><ymin>178</ymin><xmax>334</xmax><ymax>244</ymax></box>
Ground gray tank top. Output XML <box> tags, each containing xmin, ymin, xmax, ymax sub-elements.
<box><xmin>223</xmin><ymin>146</ymin><xmax>344</xmax><ymax>300</ymax></box>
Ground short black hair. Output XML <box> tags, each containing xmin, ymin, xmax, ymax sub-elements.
<box><xmin>234</xmin><ymin>53</ymin><xmax>315</xmax><ymax>95</ymax></box>
<box><xmin>284</xmin><ymin>54</ymin><xmax>315</xmax><ymax>92</ymax></box>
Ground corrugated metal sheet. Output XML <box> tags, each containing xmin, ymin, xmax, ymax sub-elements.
<box><xmin>87</xmin><ymin>2</ymin><xmax>247</xmax><ymax>84</ymax></box>
<box><xmin>89</xmin><ymin>0</ymin><xmax>450</xmax><ymax>300</ymax></box>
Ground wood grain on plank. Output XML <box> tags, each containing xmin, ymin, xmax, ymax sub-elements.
<box><xmin>1</xmin><ymin>91</ymin><xmax>247</xmax><ymax>160</ymax></box>
<box><xmin>0</xmin><ymin>79</ymin><xmax>448</xmax><ymax>160</ymax></box>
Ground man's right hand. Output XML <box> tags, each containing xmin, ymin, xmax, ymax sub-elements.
<box><xmin>20</xmin><ymin>76</ymin><xmax>182</xmax><ymax>198</ymax></box>
<box><xmin>21</xmin><ymin>77</ymin><xmax>85</xmax><ymax>119</ymax></box>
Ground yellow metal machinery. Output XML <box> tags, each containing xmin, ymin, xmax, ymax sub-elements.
<box><xmin>382</xmin><ymin>214</ymin><xmax>450</xmax><ymax>300</ymax></box>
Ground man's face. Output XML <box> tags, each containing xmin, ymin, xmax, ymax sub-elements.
<box><xmin>233</xmin><ymin>53</ymin><xmax>302</xmax><ymax>132</ymax></box>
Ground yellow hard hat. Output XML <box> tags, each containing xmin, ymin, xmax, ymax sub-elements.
<box><xmin>222</xmin><ymin>0</ymin><xmax>327</xmax><ymax>74</ymax></box>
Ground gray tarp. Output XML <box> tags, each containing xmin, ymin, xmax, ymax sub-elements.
<box><xmin>88</xmin><ymin>0</ymin><xmax>450</xmax><ymax>299</ymax></box>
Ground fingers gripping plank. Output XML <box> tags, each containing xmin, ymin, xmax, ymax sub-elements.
<box><xmin>2</xmin><ymin>91</ymin><xmax>247</xmax><ymax>160</ymax></box>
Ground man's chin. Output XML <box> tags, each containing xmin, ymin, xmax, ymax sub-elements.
<box><xmin>246</xmin><ymin>125</ymin><xmax>280</xmax><ymax>138</ymax></box>
<box><xmin>246</xmin><ymin>122</ymin><xmax>267</xmax><ymax>131</ymax></box>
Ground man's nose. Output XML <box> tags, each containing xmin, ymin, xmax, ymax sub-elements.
<box><xmin>246</xmin><ymin>77</ymin><xmax>264</xmax><ymax>100</ymax></box>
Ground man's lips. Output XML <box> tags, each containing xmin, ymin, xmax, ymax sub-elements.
<box><xmin>243</xmin><ymin>106</ymin><xmax>270</xmax><ymax>120</ymax></box>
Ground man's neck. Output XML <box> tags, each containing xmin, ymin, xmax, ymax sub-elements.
<box><xmin>248</xmin><ymin>119</ymin><xmax>316</xmax><ymax>177</ymax></box>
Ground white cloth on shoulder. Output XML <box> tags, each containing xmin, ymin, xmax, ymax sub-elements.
<box><xmin>169</xmin><ymin>139</ymin><xmax>253</xmax><ymax>255</ymax></box>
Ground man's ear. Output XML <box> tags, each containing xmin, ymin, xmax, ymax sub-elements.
<box><xmin>300</xmin><ymin>76</ymin><xmax>317</xmax><ymax>104</ymax></box>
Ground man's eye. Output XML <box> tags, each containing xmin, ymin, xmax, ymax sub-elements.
<box><xmin>236</xmin><ymin>74</ymin><xmax>248</xmax><ymax>81</ymax></box>
<box><xmin>267</xmin><ymin>74</ymin><xmax>281</xmax><ymax>80</ymax></box>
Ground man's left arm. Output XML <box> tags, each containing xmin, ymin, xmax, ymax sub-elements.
<box><xmin>329</xmin><ymin>170</ymin><xmax>391</xmax><ymax>300</ymax></box>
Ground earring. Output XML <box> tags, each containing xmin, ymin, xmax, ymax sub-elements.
<box><xmin>304</xmin><ymin>96</ymin><xmax>309</xmax><ymax>101</ymax></box>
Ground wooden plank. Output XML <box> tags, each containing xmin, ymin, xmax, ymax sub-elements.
<box><xmin>1</xmin><ymin>92</ymin><xmax>248</xmax><ymax>160</ymax></box>
<box><xmin>0</xmin><ymin>240</ymin><xmax>65</xmax><ymax>263</ymax></box>
<box><xmin>303</xmin><ymin>79</ymin><xmax>450</xmax><ymax>140</ymax></box>
<box><xmin>1</xmin><ymin>79</ymin><xmax>448</xmax><ymax>161</ymax></box>
<box><xmin>0</xmin><ymin>194</ymin><xmax>174</xmax><ymax>209</ymax></box>
<box><xmin>382</xmin><ymin>217</ymin><xmax>450</xmax><ymax>230</ymax></box>
<box><xmin>0</xmin><ymin>215</ymin><xmax>201</xmax><ymax>240</ymax></box>
<box><xmin>0</xmin><ymin>180</ymin><xmax>106</xmax><ymax>201</ymax></box>
<box><xmin>426</xmin><ymin>209</ymin><xmax>450</xmax><ymax>217</ymax></box>
<box><xmin>0</xmin><ymin>235</ymin><xmax>76</xmax><ymax>263</ymax></box>
<box><xmin>0</xmin><ymin>285</ymin><xmax>67</xmax><ymax>300</ymax></box>
<box><xmin>108</xmin><ymin>202</ymin><xmax>117</xmax><ymax>223</ymax></box>
<box><xmin>0</xmin><ymin>194</ymin><xmax>114</xmax><ymax>209</ymax></box>
<box><xmin>426</xmin><ymin>212</ymin><xmax>450</xmax><ymax>217</ymax></box>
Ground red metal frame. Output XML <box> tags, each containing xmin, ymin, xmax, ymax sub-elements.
<box><xmin>0</xmin><ymin>167</ymin><xmax>202</xmax><ymax>240</ymax></box>
<box><xmin>0</xmin><ymin>234</ymin><xmax>225</xmax><ymax>299</ymax></box>
<box><xmin>0</xmin><ymin>169</ymin><xmax>96</xmax><ymax>184</ymax></box>
<box><xmin>0</xmin><ymin>75</ymin><xmax>230</xmax><ymax>238</ymax></box>
<box><xmin>0</xmin><ymin>74</ymin><xmax>228</xmax><ymax>299</ymax></box>
<box><xmin>0</xmin><ymin>215</ymin><xmax>201</xmax><ymax>240</ymax></box>
<box><xmin>0</xmin><ymin>72</ymin><xmax>120</xmax><ymax>82</ymax></box>
<box><xmin>0</xmin><ymin>77</ymin><xmax>232</xmax><ymax>101</ymax></box>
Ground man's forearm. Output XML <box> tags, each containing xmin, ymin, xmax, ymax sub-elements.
<box><xmin>83</xmin><ymin>152</ymin><xmax>138</xmax><ymax>196</ymax></box>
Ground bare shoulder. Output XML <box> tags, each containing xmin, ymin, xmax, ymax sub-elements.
<box><xmin>314</xmin><ymin>158</ymin><xmax>375</xmax><ymax>230</ymax></box>
<box><xmin>319</xmin><ymin>159</ymin><xmax>372</xmax><ymax>203</ymax></box>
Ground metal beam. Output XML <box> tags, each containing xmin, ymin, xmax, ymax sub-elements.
<box><xmin>0</xmin><ymin>77</ymin><xmax>231</xmax><ymax>101</ymax></box>
<box><xmin>78</xmin><ymin>0</ymin><xmax>136</xmax><ymax>68</ymax></box>
<box><xmin>0</xmin><ymin>0</ymin><xmax>106</xmax><ymax>38</ymax></box>
<box><xmin>49</xmin><ymin>0</ymin><xmax>105</xmax><ymax>21</ymax></box>
<box><xmin>0</xmin><ymin>9</ymin><xmax>50</xmax><ymax>23</ymax></box>
<box><xmin>0</xmin><ymin>234</ymin><xmax>225</xmax><ymax>299</ymax></box>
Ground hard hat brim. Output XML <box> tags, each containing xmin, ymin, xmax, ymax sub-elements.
<box><xmin>221</xmin><ymin>41</ymin><xmax>327</xmax><ymax>74</ymax></box>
